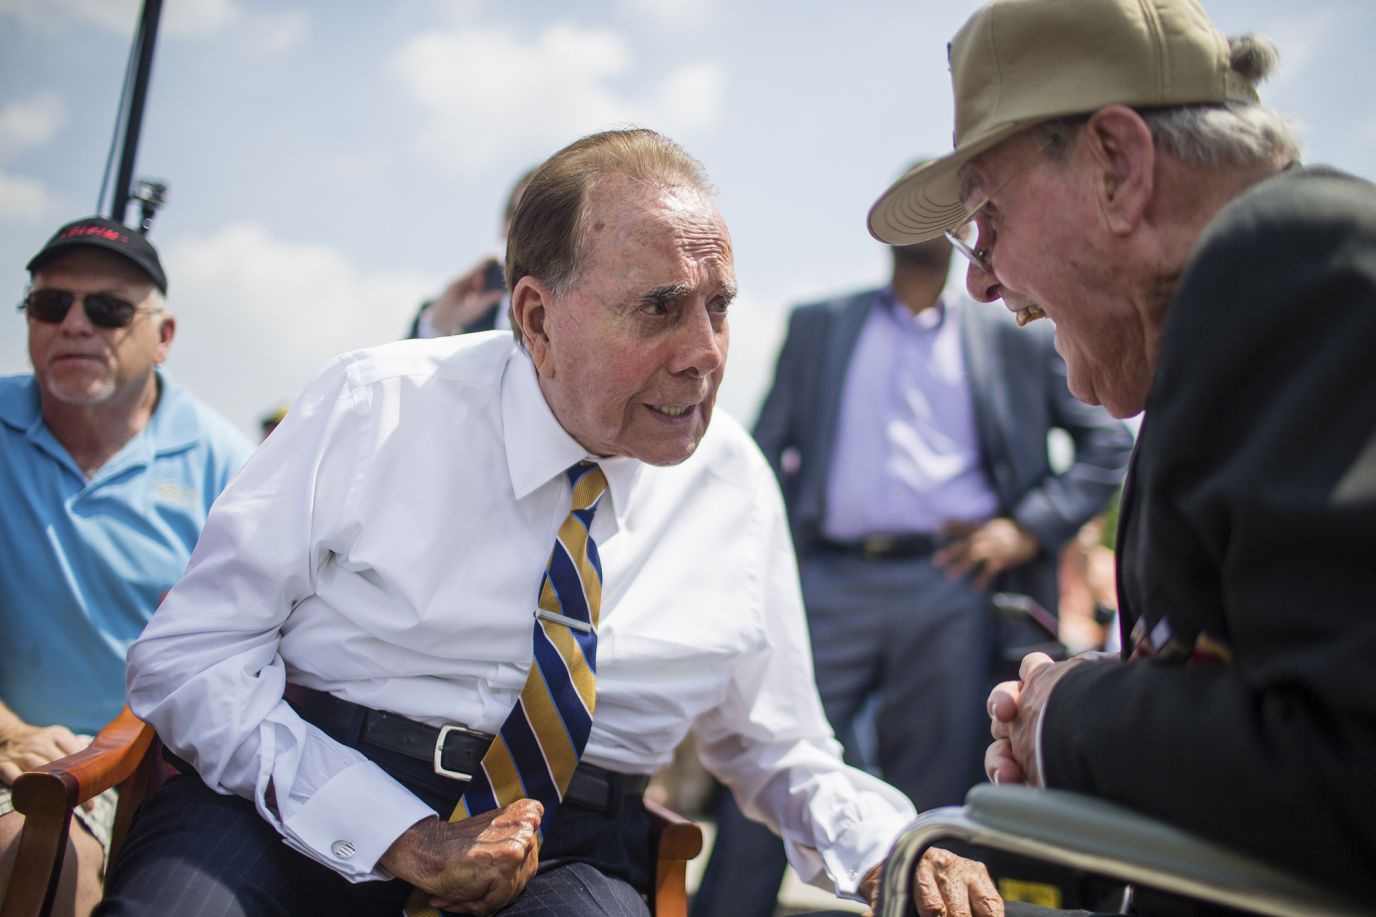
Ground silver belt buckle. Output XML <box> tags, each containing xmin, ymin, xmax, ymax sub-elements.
<box><xmin>433</xmin><ymin>723</ymin><xmax>481</xmax><ymax>781</ymax></box>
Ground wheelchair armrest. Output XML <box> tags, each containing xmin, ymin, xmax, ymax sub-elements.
<box><xmin>877</xmin><ymin>784</ymin><xmax>1365</xmax><ymax>917</ymax></box>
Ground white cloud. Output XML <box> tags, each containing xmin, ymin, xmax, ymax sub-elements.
<box><xmin>0</xmin><ymin>91</ymin><xmax>67</xmax><ymax>163</ymax></box>
<box><xmin>391</xmin><ymin>21</ymin><xmax>725</xmax><ymax>173</ymax></box>
<box><xmin>620</xmin><ymin>0</ymin><xmax>724</xmax><ymax>30</ymax></box>
<box><xmin>162</xmin><ymin>0</ymin><xmax>241</xmax><ymax>40</ymax></box>
<box><xmin>0</xmin><ymin>0</ymin><xmax>299</xmax><ymax>48</ymax></box>
<box><xmin>249</xmin><ymin>9</ymin><xmax>308</xmax><ymax>54</ymax></box>
<box><xmin>714</xmin><ymin>290</ymin><xmax>784</xmax><ymax>429</ymax></box>
<box><xmin>1259</xmin><ymin>9</ymin><xmax>1341</xmax><ymax>86</ymax></box>
<box><xmin>0</xmin><ymin>0</ymin><xmax>138</xmax><ymax>35</ymax></box>
<box><xmin>0</xmin><ymin>170</ymin><xmax>59</xmax><ymax>222</ymax></box>
<box><xmin>160</xmin><ymin>222</ymin><xmax>432</xmax><ymax>435</ymax></box>
<box><xmin>428</xmin><ymin>0</ymin><xmax>486</xmax><ymax>27</ymax></box>
<box><xmin>652</xmin><ymin>63</ymin><xmax>725</xmax><ymax>132</ymax></box>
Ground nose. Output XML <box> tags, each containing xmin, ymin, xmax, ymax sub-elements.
<box><xmin>966</xmin><ymin>262</ymin><xmax>1001</xmax><ymax>304</ymax></box>
<box><xmin>57</xmin><ymin>294</ymin><xmax>97</xmax><ymax>334</ymax></box>
<box><xmin>671</xmin><ymin>305</ymin><xmax>725</xmax><ymax>378</ymax></box>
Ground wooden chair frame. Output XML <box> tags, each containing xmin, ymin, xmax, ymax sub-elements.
<box><xmin>2</xmin><ymin>706</ymin><xmax>703</xmax><ymax>917</ymax></box>
<box><xmin>644</xmin><ymin>797</ymin><xmax>704</xmax><ymax>915</ymax></box>
<box><xmin>2</xmin><ymin>708</ymin><xmax>157</xmax><ymax>917</ymax></box>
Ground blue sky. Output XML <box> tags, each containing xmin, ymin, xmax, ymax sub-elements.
<box><xmin>3</xmin><ymin>0</ymin><xmax>1373</xmax><ymax>436</ymax></box>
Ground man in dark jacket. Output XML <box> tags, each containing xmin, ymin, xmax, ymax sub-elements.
<box><xmin>869</xmin><ymin>0</ymin><xmax>1376</xmax><ymax>906</ymax></box>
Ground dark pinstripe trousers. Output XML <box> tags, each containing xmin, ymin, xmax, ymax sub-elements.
<box><xmin>95</xmin><ymin>769</ymin><xmax>653</xmax><ymax>917</ymax></box>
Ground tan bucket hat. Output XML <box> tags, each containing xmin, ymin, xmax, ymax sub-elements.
<box><xmin>867</xmin><ymin>0</ymin><xmax>1260</xmax><ymax>245</ymax></box>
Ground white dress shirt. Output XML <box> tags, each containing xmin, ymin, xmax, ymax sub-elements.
<box><xmin>127</xmin><ymin>331</ymin><xmax>914</xmax><ymax>897</ymax></box>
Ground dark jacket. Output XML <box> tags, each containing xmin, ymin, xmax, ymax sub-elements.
<box><xmin>1043</xmin><ymin>167</ymin><xmax>1376</xmax><ymax>903</ymax></box>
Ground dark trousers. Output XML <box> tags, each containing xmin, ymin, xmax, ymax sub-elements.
<box><xmin>96</xmin><ymin>700</ymin><xmax>653</xmax><ymax>917</ymax></box>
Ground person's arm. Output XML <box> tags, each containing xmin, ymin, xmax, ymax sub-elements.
<box><xmin>127</xmin><ymin>355</ymin><xmax>437</xmax><ymax>882</ymax></box>
<box><xmin>411</xmin><ymin>257</ymin><xmax>505</xmax><ymax>339</ymax></box>
<box><xmin>0</xmin><ymin>698</ymin><xmax>86</xmax><ymax>784</ymax></box>
<box><xmin>694</xmin><ymin>463</ymin><xmax>1000</xmax><ymax>915</ymax></box>
<box><xmin>691</xmin><ymin>459</ymin><xmax>912</xmax><ymax>896</ymax></box>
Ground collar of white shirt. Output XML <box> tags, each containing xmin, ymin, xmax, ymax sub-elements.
<box><xmin>499</xmin><ymin>346</ymin><xmax>641</xmax><ymax>532</ymax></box>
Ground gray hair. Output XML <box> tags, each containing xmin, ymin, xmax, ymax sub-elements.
<box><xmin>1037</xmin><ymin>34</ymin><xmax>1300</xmax><ymax>169</ymax></box>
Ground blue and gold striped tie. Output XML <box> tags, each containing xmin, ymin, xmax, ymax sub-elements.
<box><xmin>407</xmin><ymin>462</ymin><xmax>608</xmax><ymax>917</ymax></box>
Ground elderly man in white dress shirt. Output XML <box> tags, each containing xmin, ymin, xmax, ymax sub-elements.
<box><xmin>95</xmin><ymin>129</ymin><xmax>1001</xmax><ymax>917</ymax></box>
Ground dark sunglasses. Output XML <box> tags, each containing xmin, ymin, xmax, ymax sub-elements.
<box><xmin>19</xmin><ymin>289</ymin><xmax>150</xmax><ymax>329</ymax></box>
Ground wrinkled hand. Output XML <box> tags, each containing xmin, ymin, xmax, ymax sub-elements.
<box><xmin>381</xmin><ymin>799</ymin><xmax>542</xmax><ymax>915</ymax></box>
<box><xmin>860</xmin><ymin>848</ymin><xmax>1003</xmax><ymax>917</ymax></box>
<box><xmin>986</xmin><ymin>652</ymin><xmax>1097</xmax><ymax>787</ymax></box>
<box><xmin>935</xmin><ymin>519</ymin><xmax>1040</xmax><ymax>590</ymax></box>
<box><xmin>0</xmin><ymin>722</ymin><xmax>86</xmax><ymax>784</ymax></box>
<box><xmin>425</xmin><ymin>256</ymin><xmax>506</xmax><ymax>335</ymax></box>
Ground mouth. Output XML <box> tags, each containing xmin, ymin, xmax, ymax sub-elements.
<box><xmin>647</xmin><ymin>403</ymin><xmax>696</xmax><ymax>418</ymax></box>
<box><xmin>52</xmin><ymin>353</ymin><xmax>105</xmax><ymax>364</ymax></box>
<box><xmin>1013</xmin><ymin>304</ymin><xmax>1047</xmax><ymax>327</ymax></box>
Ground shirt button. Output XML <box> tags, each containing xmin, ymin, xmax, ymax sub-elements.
<box><xmin>332</xmin><ymin>840</ymin><xmax>356</xmax><ymax>859</ymax></box>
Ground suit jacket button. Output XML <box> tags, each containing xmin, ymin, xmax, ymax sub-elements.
<box><xmin>332</xmin><ymin>840</ymin><xmax>356</xmax><ymax>858</ymax></box>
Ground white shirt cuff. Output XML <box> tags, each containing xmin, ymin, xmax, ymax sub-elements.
<box><xmin>1034</xmin><ymin>696</ymin><xmax>1049</xmax><ymax>786</ymax></box>
<box><xmin>812</xmin><ymin>811</ymin><xmax>916</xmax><ymax>900</ymax></box>
<box><xmin>279</xmin><ymin>759</ymin><xmax>435</xmax><ymax>881</ymax></box>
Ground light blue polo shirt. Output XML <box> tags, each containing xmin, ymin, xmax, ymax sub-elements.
<box><xmin>0</xmin><ymin>370</ymin><xmax>253</xmax><ymax>734</ymax></box>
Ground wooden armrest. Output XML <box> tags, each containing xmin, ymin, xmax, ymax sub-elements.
<box><xmin>644</xmin><ymin>797</ymin><xmax>703</xmax><ymax>917</ymax></box>
<box><xmin>2</xmin><ymin>707</ymin><xmax>157</xmax><ymax>917</ymax></box>
<box><xmin>11</xmin><ymin>706</ymin><xmax>155</xmax><ymax>818</ymax></box>
<box><xmin>646</xmin><ymin>797</ymin><xmax>704</xmax><ymax>861</ymax></box>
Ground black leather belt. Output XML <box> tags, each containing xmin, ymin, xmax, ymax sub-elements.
<box><xmin>284</xmin><ymin>685</ymin><xmax>649</xmax><ymax>813</ymax></box>
<box><xmin>815</xmin><ymin>532</ymin><xmax>941</xmax><ymax>560</ymax></box>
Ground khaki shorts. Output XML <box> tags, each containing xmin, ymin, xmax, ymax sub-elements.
<box><xmin>0</xmin><ymin>740</ymin><xmax>119</xmax><ymax>874</ymax></box>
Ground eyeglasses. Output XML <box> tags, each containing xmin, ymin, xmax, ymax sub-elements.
<box><xmin>944</xmin><ymin>137</ymin><xmax>1055</xmax><ymax>275</ymax></box>
<box><xmin>19</xmin><ymin>289</ymin><xmax>152</xmax><ymax>329</ymax></box>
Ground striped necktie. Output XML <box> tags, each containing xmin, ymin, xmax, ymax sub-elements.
<box><xmin>406</xmin><ymin>461</ymin><xmax>608</xmax><ymax>916</ymax></box>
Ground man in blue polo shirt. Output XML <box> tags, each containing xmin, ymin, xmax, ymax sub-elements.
<box><xmin>0</xmin><ymin>217</ymin><xmax>251</xmax><ymax>916</ymax></box>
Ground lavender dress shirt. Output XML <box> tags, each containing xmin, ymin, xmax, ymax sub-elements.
<box><xmin>821</xmin><ymin>288</ymin><xmax>999</xmax><ymax>540</ymax></box>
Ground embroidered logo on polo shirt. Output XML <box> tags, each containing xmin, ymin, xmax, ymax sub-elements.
<box><xmin>155</xmin><ymin>481</ymin><xmax>200</xmax><ymax>508</ymax></box>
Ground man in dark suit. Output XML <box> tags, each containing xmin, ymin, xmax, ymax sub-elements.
<box><xmin>868</xmin><ymin>0</ymin><xmax>1376</xmax><ymax>906</ymax></box>
<box><xmin>692</xmin><ymin>233</ymin><xmax>1131</xmax><ymax>917</ymax></box>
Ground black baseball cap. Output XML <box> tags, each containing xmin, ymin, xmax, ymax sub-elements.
<box><xmin>26</xmin><ymin>217</ymin><xmax>168</xmax><ymax>294</ymax></box>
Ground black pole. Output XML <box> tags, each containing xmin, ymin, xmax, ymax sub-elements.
<box><xmin>109</xmin><ymin>0</ymin><xmax>164</xmax><ymax>226</ymax></box>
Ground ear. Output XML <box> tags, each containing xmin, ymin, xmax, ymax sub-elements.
<box><xmin>154</xmin><ymin>313</ymin><xmax>176</xmax><ymax>364</ymax></box>
<box><xmin>1082</xmin><ymin>105</ymin><xmax>1155</xmax><ymax>234</ymax></box>
<box><xmin>510</xmin><ymin>276</ymin><xmax>555</xmax><ymax>378</ymax></box>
